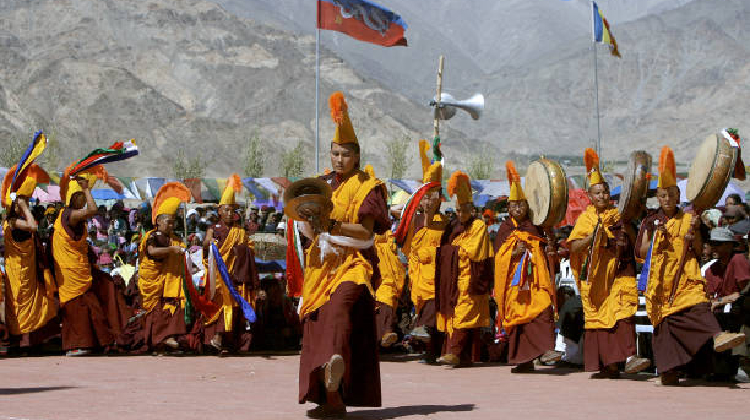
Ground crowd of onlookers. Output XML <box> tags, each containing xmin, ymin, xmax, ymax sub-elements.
<box><xmin>1</xmin><ymin>194</ymin><xmax>749</xmax><ymax>381</ymax></box>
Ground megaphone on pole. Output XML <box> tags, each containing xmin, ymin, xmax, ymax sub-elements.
<box><xmin>430</xmin><ymin>93</ymin><xmax>484</xmax><ymax>121</ymax></box>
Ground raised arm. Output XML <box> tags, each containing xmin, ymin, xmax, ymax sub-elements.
<box><xmin>9</xmin><ymin>199</ymin><xmax>38</xmax><ymax>232</ymax></box>
<box><xmin>69</xmin><ymin>178</ymin><xmax>98</xmax><ymax>226</ymax></box>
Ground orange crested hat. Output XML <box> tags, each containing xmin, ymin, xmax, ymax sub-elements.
<box><xmin>329</xmin><ymin>91</ymin><xmax>358</xmax><ymax>145</ymax></box>
<box><xmin>657</xmin><ymin>146</ymin><xmax>676</xmax><ymax>189</ymax></box>
<box><xmin>152</xmin><ymin>182</ymin><xmax>192</xmax><ymax>224</ymax></box>
<box><xmin>584</xmin><ymin>148</ymin><xmax>605</xmax><ymax>187</ymax></box>
<box><xmin>506</xmin><ymin>161</ymin><xmax>525</xmax><ymax>201</ymax></box>
<box><xmin>219</xmin><ymin>173</ymin><xmax>242</xmax><ymax>206</ymax></box>
<box><xmin>60</xmin><ymin>163</ymin><xmax>108</xmax><ymax>206</ymax></box>
<box><xmin>2</xmin><ymin>164</ymin><xmax>50</xmax><ymax>208</ymax></box>
<box><xmin>448</xmin><ymin>170</ymin><xmax>472</xmax><ymax>205</ymax></box>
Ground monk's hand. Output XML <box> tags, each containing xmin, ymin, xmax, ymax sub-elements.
<box><xmin>170</xmin><ymin>246</ymin><xmax>185</xmax><ymax>254</ymax></box>
<box><xmin>615</xmin><ymin>230</ymin><xmax>627</xmax><ymax>248</ymax></box>
<box><xmin>257</xmin><ymin>290</ymin><xmax>267</xmax><ymax>301</ymax></box>
<box><xmin>75</xmin><ymin>176</ymin><xmax>90</xmax><ymax>190</ymax></box>
<box><xmin>512</xmin><ymin>242</ymin><xmax>526</xmax><ymax>259</ymax></box>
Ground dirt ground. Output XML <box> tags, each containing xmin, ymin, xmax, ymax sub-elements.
<box><xmin>1</xmin><ymin>354</ymin><xmax>748</xmax><ymax>420</ymax></box>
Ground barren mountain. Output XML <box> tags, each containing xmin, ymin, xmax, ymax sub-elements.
<box><xmin>212</xmin><ymin>0</ymin><xmax>745</xmax><ymax>172</ymax></box>
<box><xmin>0</xmin><ymin>0</ymin><xmax>747</xmax><ymax>181</ymax></box>
<box><xmin>0</xmin><ymin>0</ymin><xmax>478</xmax><ymax>178</ymax></box>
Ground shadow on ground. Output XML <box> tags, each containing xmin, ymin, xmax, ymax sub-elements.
<box><xmin>0</xmin><ymin>386</ymin><xmax>76</xmax><ymax>395</ymax></box>
<box><xmin>349</xmin><ymin>404</ymin><xmax>475</xmax><ymax>419</ymax></box>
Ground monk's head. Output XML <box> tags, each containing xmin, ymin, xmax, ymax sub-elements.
<box><xmin>330</xmin><ymin>142</ymin><xmax>359</xmax><ymax>176</ymax></box>
<box><xmin>419</xmin><ymin>188</ymin><xmax>441</xmax><ymax>216</ymax></box>
<box><xmin>218</xmin><ymin>204</ymin><xmax>234</xmax><ymax>225</ymax></box>
<box><xmin>156</xmin><ymin>213</ymin><xmax>176</xmax><ymax>235</ymax></box>
<box><xmin>70</xmin><ymin>191</ymin><xmax>86</xmax><ymax>210</ymax></box>
<box><xmin>508</xmin><ymin>200</ymin><xmax>529</xmax><ymax>223</ymax></box>
<box><xmin>455</xmin><ymin>202</ymin><xmax>473</xmax><ymax>224</ymax></box>
<box><xmin>656</xmin><ymin>186</ymin><xmax>680</xmax><ymax>216</ymax></box>
<box><xmin>587</xmin><ymin>183</ymin><xmax>610</xmax><ymax>212</ymax></box>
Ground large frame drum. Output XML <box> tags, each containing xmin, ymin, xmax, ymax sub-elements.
<box><xmin>525</xmin><ymin>158</ymin><xmax>569</xmax><ymax>227</ymax></box>
<box><xmin>618</xmin><ymin>151</ymin><xmax>652</xmax><ymax>221</ymax></box>
<box><xmin>686</xmin><ymin>133</ymin><xmax>738</xmax><ymax>211</ymax></box>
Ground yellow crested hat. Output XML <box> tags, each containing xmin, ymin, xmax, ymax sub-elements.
<box><xmin>506</xmin><ymin>161</ymin><xmax>525</xmax><ymax>201</ymax></box>
<box><xmin>419</xmin><ymin>139</ymin><xmax>442</xmax><ymax>184</ymax></box>
<box><xmin>152</xmin><ymin>182</ymin><xmax>192</xmax><ymax>224</ymax></box>
<box><xmin>219</xmin><ymin>173</ymin><xmax>242</xmax><ymax>206</ymax></box>
<box><xmin>364</xmin><ymin>164</ymin><xmax>375</xmax><ymax>178</ymax></box>
<box><xmin>584</xmin><ymin>148</ymin><xmax>606</xmax><ymax>187</ymax></box>
<box><xmin>329</xmin><ymin>91</ymin><xmax>358</xmax><ymax>145</ymax></box>
<box><xmin>657</xmin><ymin>146</ymin><xmax>677</xmax><ymax>189</ymax></box>
<box><xmin>448</xmin><ymin>170</ymin><xmax>472</xmax><ymax>205</ymax></box>
<box><xmin>2</xmin><ymin>164</ymin><xmax>50</xmax><ymax>209</ymax></box>
<box><xmin>60</xmin><ymin>164</ymin><xmax>107</xmax><ymax>206</ymax></box>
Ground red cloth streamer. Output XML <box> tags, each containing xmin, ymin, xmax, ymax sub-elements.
<box><xmin>183</xmin><ymin>259</ymin><xmax>220</xmax><ymax>319</ymax></box>
<box><xmin>394</xmin><ymin>181</ymin><xmax>440</xmax><ymax>246</ymax></box>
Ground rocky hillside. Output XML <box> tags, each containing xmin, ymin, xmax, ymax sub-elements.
<box><xmin>215</xmin><ymin>0</ymin><xmax>750</xmax><ymax>170</ymax></box>
<box><xmin>1</xmin><ymin>0</ymin><xmax>747</xmax><ymax>180</ymax></box>
<box><xmin>0</xmin><ymin>0</ymin><xmax>478</xmax><ymax>178</ymax></box>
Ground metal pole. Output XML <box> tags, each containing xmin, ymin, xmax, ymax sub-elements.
<box><xmin>593</xmin><ymin>43</ymin><xmax>601</xmax><ymax>156</ymax></box>
<box><xmin>591</xmin><ymin>1</ymin><xmax>602</xmax><ymax>155</ymax></box>
<box><xmin>315</xmin><ymin>17</ymin><xmax>321</xmax><ymax>174</ymax></box>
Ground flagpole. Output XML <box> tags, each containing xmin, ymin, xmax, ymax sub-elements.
<box><xmin>315</xmin><ymin>2</ymin><xmax>321</xmax><ymax>174</ymax></box>
<box><xmin>591</xmin><ymin>1</ymin><xmax>602</xmax><ymax>156</ymax></box>
<box><xmin>315</xmin><ymin>26</ymin><xmax>321</xmax><ymax>174</ymax></box>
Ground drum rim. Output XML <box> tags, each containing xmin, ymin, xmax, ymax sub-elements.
<box><xmin>687</xmin><ymin>134</ymin><xmax>737</xmax><ymax>210</ymax></box>
<box><xmin>539</xmin><ymin>158</ymin><xmax>568</xmax><ymax>227</ymax></box>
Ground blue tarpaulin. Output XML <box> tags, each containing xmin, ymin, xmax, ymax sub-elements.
<box><xmin>91</xmin><ymin>189</ymin><xmax>125</xmax><ymax>200</ymax></box>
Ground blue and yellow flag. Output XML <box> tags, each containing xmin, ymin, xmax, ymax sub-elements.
<box><xmin>593</xmin><ymin>2</ymin><xmax>620</xmax><ymax>57</ymax></box>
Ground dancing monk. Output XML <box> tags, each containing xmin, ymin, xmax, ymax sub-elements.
<box><xmin>297</xmin><ymin>92</ymin><xmax>388</xmax><ymax>418</ymax></box>
<box><xmin>2</xmin><ymin>163</ymin><xmax>59</xmax><ymax>349</ymax></box>
<box><xmin>494</xmin><ymin>161</ymin><xmax>560</xmax><ymax>373</ymax></box>
<box><xmin>202</xmin><ymin>174</ymin><xmax>259</xmax><ymax>354</ymax></box>
<box><xmin>53</xmin><ymin>167</ymin><xmax>115</xmax><ymax>355</ymax></box>
<box><xmin>636</xmin><ymin>146</ymin><xmax>745</xmax><ymax>385</ymax></box>
<box><xmin>568</xmin><ymin>148</ymin><xmax>650</xmax><ymax>377</ymax></box>
<box><xmin>136</xmin><ymin>182</ymin><xmax>193</xmax><ymax>352</ymax></box>
<box><xmin>435</xmin><ymin>171</ymin><xmax>494</xmax><ymax>367</ymax></box>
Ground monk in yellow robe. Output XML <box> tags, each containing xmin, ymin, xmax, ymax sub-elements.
<box><xmin>435</xmin><ymin>171</ymin><xmax>494</xmax><ymax>367</ymax></box>
<box><xmin>373</xmin><ymin>230</ymin><xmax>405</xmax><ymax>347</ymax></box>
<box><xmin>399</xmin><ymin>139</ymin><xmax>447</xmax><ymax>363</ymax></box>
<box><xmin>494</xmin><ymin>161</ymin><xmax>561</xmax><ymax>372</ymax></box>
<box><xmin>296</xmin><ymin>92</ymin><xmax>388</xmax><ymax>419</ymax></box>
<box><xmin>53</xmin><ymin>167</ymin><xmax>113</xmax><ymax>356</ymax></box>
<box><xmin>202</xmin><ymin>173</ymin><xmax>259</xmax><ymax>354</ymax></box>
<box><xmin>361</xmin><ymin>165</ymin><xmax>406</xmax><ymax>348</ymax></box>
<box><xmin>2</xmin><ymin>164</ymin><xmax>59</xmax><ymax>350</ymax></box>
<box><xmin>568</xmin><ymin>148</ymin><xmax>650</xmax><ymax>377</ymax></box>
<box><xmin>136</xmin><ymin>182</ymin><xmax>193</xmax><ymax>352</ymax></box>
<box><xmin>636</xmin><ymin>146</ymin><xmax>746</xmax><ymax>385</ymax></box>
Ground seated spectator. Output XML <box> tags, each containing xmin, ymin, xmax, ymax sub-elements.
<box><xmin>704</xmin><ymin>227</ymin><xmax>750</xmax><ymax>381</ymax></box>
<box><xmin>245</xmin><ymin>212</ymin><xmax>261</xmax><ymax>235</ymax></box>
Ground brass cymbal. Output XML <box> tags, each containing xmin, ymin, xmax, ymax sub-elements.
<box><xmin>283</xmin><ymin>178</ymin><xmax>333</xmax><ymax>221</ymax></box>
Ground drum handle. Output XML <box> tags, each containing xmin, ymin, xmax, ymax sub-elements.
<box><xmin>543</xmin><ymin>227</ymin><xmax>559</xmax><ymax>316</ymax></box>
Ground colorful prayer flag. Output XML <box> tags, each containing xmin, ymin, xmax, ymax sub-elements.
<box><xmin>317</xmin><ymin>0</ymin><xmax>408</xmax><ymax>47</ymax></box>
<box><xmin>592</xmin><ymin>2</ymin><xmax>620</xmax><ymax>57</ymax></box>
<box><xmin>11</xmin><ymin>130</ymin><xmax>47</xmax><ymax>193</ymax></box>
<box><xmin>69</xmin><ymin>139</ymin><xmax>139</xmax><ymax>176</ymax></box>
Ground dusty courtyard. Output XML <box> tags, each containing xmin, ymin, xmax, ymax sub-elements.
<box><xmin>1</xmin><ymin>354</ymin><xmax>748</xmax><ymax>420</ymax></box>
